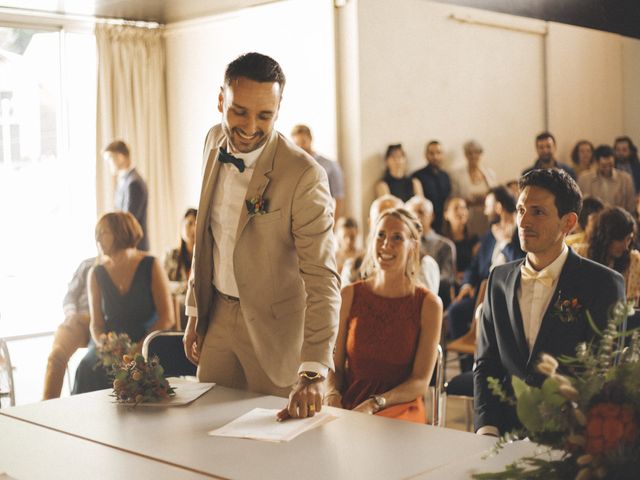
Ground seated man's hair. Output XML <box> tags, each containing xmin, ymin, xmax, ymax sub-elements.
<box><xmin>489</xmin><ymin>185</ymin><xmax>516</xmax><ymax>214</ymax></box>
<box><xmin>535</xmin><ymin>131</ymin><xmax>556</xmax><ymax>144</ymax></box>
<box><xmin>519</xmin><ymin>169</ymin><xmax>582</xmax><ymax>217</ymax></box>
<box><xmin>225</xmin><ymin>52</ymin><xmax>286</xmax><ymax>90</ymax></box>
<box><xmin>291</xmin><ymin>124</ymin><xmax>311</xmax><ymax>137</ymax></box>
<box><xmin>578</xmin><ymin>196</ymin><xmax>605</xmax><ymax>230</ymax></box>
<box><xmin>594</xmin><ymin>144</ymin><xmax>615</xmax><ymax>160</ymax></box>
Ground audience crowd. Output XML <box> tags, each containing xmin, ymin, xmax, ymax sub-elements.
<box><xmin>44</xmin><ymin>130</ymin><xmax>640</xmax><ymax>433</ymax></box>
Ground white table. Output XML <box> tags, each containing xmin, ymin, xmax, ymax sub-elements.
<box><xmin>0</xmin><ymin>384</ymin><xmax>517</xmax><ymax>479</ymax></box>
<box><xmin>0</xmin><ymin>415</ymin><xmax>213</xmax><ymax>479</ymax></box>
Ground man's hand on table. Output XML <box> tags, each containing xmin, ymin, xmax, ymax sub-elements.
<box><xmin>276</xmin><ymin>375</ymin><xmax>325</xmax><ymax>421</ymax></box>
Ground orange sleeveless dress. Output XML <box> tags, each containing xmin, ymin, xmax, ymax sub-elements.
<box><xmin>341</xmin><ymin>281</ymin><xmax>427</xmax><ymax>424</ymax></box>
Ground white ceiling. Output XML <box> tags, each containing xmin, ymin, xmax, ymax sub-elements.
<box><xmin>0</xmin><ymin>0</ymin><xmax>278</xmax><ymax>24</ymax></box>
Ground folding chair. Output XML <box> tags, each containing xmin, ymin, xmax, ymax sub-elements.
<box><xmin>0</xmin><ymin>338</ymin><xmax>16</xmax><ymax>408</ymax></box>
<box><xmin>427</xmin><ymin>344</ymin><xmax>444</xmax><ymax>426</ymax></box>
<box><xmin>141</xmin><ymin>331</ymin><xmax>196</xmax><ymax>377</ymax></box>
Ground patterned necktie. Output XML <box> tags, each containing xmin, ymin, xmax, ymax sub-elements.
<box><xmin>520</xmin><ymin>264</ymin><xmax>554</xmax><ymax>288</ymax></box>
<box><xmin>218</xmin><ymin>147</ymin><xmax>245</xmax><ymax>173</ymax></box>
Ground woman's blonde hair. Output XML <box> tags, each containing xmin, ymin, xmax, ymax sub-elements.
<box><xmin>95</xmin><ymin>211</ymin><xmax>143</xmax><ymax>251</ymax></box>
<box><xmin>361</xmin><ymin>207</ymin><xmax>423</xmax><ymax>292</ymax></box>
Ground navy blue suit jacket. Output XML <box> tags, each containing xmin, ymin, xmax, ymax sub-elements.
<box><xmin>115</xmin><ymin>168</ymin><xmax>149</xmax><ymax>251</ymax></box>
<box><xmin>473</xmin><ymin>248</ymin><xmax>625</xmax><ymax>433</ymax></box>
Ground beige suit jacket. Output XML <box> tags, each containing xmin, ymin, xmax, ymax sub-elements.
<box><xmin>186</xmin><ymin>125</ymin><xmax>341</xmax><ymax>387</ymax></box>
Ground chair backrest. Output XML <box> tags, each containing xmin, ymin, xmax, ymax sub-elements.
<box><xmin>428</xmin><ymin>344</ymin><xmax>444</xmax><ymax>426</ymax></box>
<box><xmin>0</xmin><ymin>338</ymin><xmax>16</xmax><ymax>408</ymax></box>
<box><xmin>141</xmin><ymin>331</ymin><xmax>196</xmax><ymax>377</ymax></box>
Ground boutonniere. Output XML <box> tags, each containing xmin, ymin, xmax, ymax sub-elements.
<box><xmin>552</xmin><ymin>291</ymin><xmax>583</xmax><ymax>323</ymax></box>
<box><xmin>246</xmin><ymin>195</ymin><xmax>268</xmax><ymax>216</ymax></box>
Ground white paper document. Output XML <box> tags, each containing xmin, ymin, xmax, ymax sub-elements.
<box><xmin>208</xmin><ymin>407</ymin><xmax>336</xmax><ymax>442</ymax></box>
<box><xmin>115</xmin><ymin>378</ymin><xmax>215</xmax><ymax>407</ymax></box>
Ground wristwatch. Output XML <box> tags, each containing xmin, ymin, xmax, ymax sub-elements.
<box><xmin>370</xmin><ymin>394</ymin><xmax>386</xmax><ymax>412</ymax></box>
<box><xmin>299</xmin><ymin>371</ymin><xmax>323</xmax><ymax>381</ymax></box>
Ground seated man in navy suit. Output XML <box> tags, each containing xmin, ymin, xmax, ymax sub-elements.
<box><xmin>474</xmin><ymin>169</ymin><xmax>625</xmax><ymax>436</ymax></box>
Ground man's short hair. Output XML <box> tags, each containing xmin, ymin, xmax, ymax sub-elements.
<box><xmin>103</xmin><ymin>140</ymin><xmax>130</xmax><ymax>158</ymax></box>
<box><xmin>488</xmin><ymin>185</ymin><xmax>516</xmax><ymax>214</ymax></box>
<box><xmin>291</xmin><ymin>124</ymin><xmax>312</xmax><ymax>138</ymax></box>
<box><xmin>535</xmin><ymin>131</ymin><xmax>556</xmax><ymax>145</ymax></box>
<box><xmin>519</xmin><ymin>169</ymin><xmax>582</xmax><ymax>218</ymax></box>
<box><xmin>224</xmin><ymin>52</ymin><xmax>286</xmax><ymax>90</ymax></box>
<box><xmin>578</xmin><ymin>196</ymin><xmax>605</xmax><ymax>230</ymax></box>
<box><xmin>594</xmin><ymin>144</ymin><xmax>615</xmax><ymax>161</ymax></box>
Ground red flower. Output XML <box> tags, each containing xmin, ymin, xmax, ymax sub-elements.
<box><xmin>585</xmin><ymin>403</ymin><xmax>638</xmax><ymax>455</ymax></box>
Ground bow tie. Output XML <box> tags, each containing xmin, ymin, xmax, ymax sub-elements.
<box><xmin>520</xmin><ymin>264</ymin><xmax>554</xmax><ymax>288</ymax></box>
<box><xmin>218</xmin><ymin>147</ymin><xmax>245</xmax><ymax>172</ymax></box>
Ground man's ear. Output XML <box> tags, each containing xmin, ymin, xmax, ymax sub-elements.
<box><xmin>217</xmin><ymin>86</ymin><xmax>224</xmax><ymax>113</ymax></box>
<box><xmin>562</xmin><ymin>212</ymin><xmax>578</xmax><ymax>234</ymax></box>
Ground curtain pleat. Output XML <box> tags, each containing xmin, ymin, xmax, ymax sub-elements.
<box><xmin>95</xmin><ymin>24</ymin><xmax>176</xmax><ymax>255</ymax></box>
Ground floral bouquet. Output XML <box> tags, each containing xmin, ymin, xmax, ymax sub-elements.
<box><xmin>95</xmin><ymin>332</ymin><xmax>138</xmax><ymax>373</ymax></box>
<box><xmin>111</xmin><ymin>354</ymin><xmax>176</xmax><ymax>405</ymax></box>
<box><xmin>475</xmin><ymin>302</ymin><xmax>640</xmax><ymax>479</ymax></box>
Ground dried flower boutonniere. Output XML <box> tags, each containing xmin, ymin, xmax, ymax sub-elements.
<box><xmin>246</xmin><ymin>195</ymin><xmax>268</xmax><ymax>216</ymax></box>
<box><xmin>552</xmin><ymin>292</ymin><xmax>582</xmax><ymax>323</ymax></box>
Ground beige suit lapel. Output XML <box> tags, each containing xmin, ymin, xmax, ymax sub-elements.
<box><xmin>235</xmin><ymin>133</ymin><xmax>278</xmax><ymax>240</ymax></box>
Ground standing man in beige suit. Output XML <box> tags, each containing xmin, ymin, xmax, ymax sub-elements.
<box><xmin>183</xmin><ymin>53</ymin><xmax>341</xmax><ymax>419</ymax></box>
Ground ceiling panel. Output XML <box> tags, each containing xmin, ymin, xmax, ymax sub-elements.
<box><xmin>0</xmin><ymin>0</ymin><xmax>276</xmax><ymax>24</ymax></box>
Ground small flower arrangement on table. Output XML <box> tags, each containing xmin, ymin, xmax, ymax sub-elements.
<box><xmin>112</xmin><ymin>354</ymin><xmax>176</xmax><ymax>405</ymax></box>
<box><xmin>95</xmin><ymin>332</ymin><xmax>138</xmax><ymax>374</ymax></box>
<box><xmin>474</xmin><ymin>302</ymin><xmax>640</xmax><ymax>480</ymax></box>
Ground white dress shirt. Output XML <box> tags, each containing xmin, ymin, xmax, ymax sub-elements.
<box><xmin>517</xmin><ymin>245</ymin><xmax>569</xmax><ymax>352</ymax></box>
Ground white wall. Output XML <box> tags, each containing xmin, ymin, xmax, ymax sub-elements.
<box><xmin>547</xmin><ymin>22</ymin><xmax>624</xmax><ymax>160</ymax></box>
<box><xmin>336</xmin><ymin>0</ymin><xmax>640</xmax><ymax>228</ymax></box>
<box><xmin>164</xmin><ymin>0</ymin><xmax>337</xmax><ymax>214</ymax></box>
<box><xmin>339</xmin><ymin>0</ymin><xmax>547</xmax><ymax>223</ymax></box>
<box><xmin>622</xmin><ymin>36</ymin><xmax>640</xmax><ymax>142</ymax></box>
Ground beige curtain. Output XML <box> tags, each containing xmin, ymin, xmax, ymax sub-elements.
<box><xmin>96</xmin><ymin>23</ymin><xmax>175</xmax><ymax>255</ymax></box>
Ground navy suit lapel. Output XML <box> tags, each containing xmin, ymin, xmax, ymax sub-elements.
<box><xmin>527</xmin><ymin>250</ymin><xmax>580</xmax><ymax>367</ymax></box>
<box><xmin>505</xmin><ymin>260</ymin><xmax>529</xmax><ymax>363</ymax></box>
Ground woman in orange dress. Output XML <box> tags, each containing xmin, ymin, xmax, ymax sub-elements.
<box><xmin>326</xmin><ymin>208</ymin><xmax>443</xmax><ymax>423</ymax></box>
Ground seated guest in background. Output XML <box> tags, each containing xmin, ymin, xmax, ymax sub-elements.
<box><xmin>448</xmin><ymin>186</ymin><xmax>523</xmax><ymax>340</ymax></box>
<box><xmin>441</xmin><ymin>196</ymin><xmax>480</xmax><ymax>287</ymax></box>
<box><xmin>582</xmin><ymin>207</ymin><xmax>640</xmax><ymax>303</ymax></box>
<box><xmin>570</xmin><ymin>139</ymin><xmax>594</xmax><ymax>176</ymax></box>
<box><xmin>103</xmin><ymin>140</ymin><xmax>150</xmax><ymax>251</ymax></box>
<box><xmin>412</xmin><ymin>140</ymin><xmax>451</xmax><ymax>232</ymax></box>
<box><xmin>375</xmin><ymin>144</ymin><xmax>423</xmax><ymax>202</ymax></box>
<box><xmin>614</xmin><ymin>135</ymin><xmax>640</xmax><ymax>193</ymax></box>
<box><xmin>342</xmin><ymin>195</ymin><xmax>440</xmax><ymax>293</ymax></box>
<box><xmin>475</xmin><ymin>169</ymin><xmax>625</xmax><ymax>436</ymax></box>
<box><xmin>163</xmin><ymin>208</ymin><xmax>197</xmax><ymax>330</ymax></box>
<box><xmin>326</xmin><ymin>208</ymin><xmax>442</xmax><ymax>424</ymax></box>
<box><xmin>342</xmin><ymin>195</ymin><xmax>403</xmax><ymax>285</ymax></box>
<box><xmin>335</xmin><ymin>217</ymin><xmax>361</xmax><ymax>275</ymax></box>
<box><xmin>73</xmin><ymin>212</ymin><xmax>174</xmax><ymax>394</ymax></box>
<box><xmin>565</xmin><ymin>196</ymin><xmax>604</xmax><ymax>248</ymax></box>
<box><xmin>291</xmin><ymin>124</ymin><xmax>345</xmax><ymax>220</ymax></box>
<box><xmin>43</xmin><ymin>257</ymin><xmax>95</xmax><ymax>400</ymax></box>
<box><xmin>578</xmin><ymin>144</ymin><xmax>635</xmax><ymax>214</ymax></box>
<box><xmin>406</xmin><ymin>196</ymin><xmax>456</xmax><ymax>307</ymax></box>
<box><xmin>451</xmin><ymin>140</ymin><xmax>497</xmax><ymax>237</ymax></box>
<box><xmin>522</xmin><ymin>132</ymin><xmax>576</xmax><ymax>179</ymax></box>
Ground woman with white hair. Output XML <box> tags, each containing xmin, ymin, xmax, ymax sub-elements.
<box><xmin>325</xmin><ymin>208</ymin><xmax>443</xmax><ymax>423</ymax></box>
<box><xmin>450</xmin><ymin>140</ymin><xmax>497</xmax><ymax>237</ymax></box>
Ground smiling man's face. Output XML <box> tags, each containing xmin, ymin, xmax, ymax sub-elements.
<box><xmin>218</xmin><ymin>76</ymin><xmax>281</xmax><ymax>154</ymax></box>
